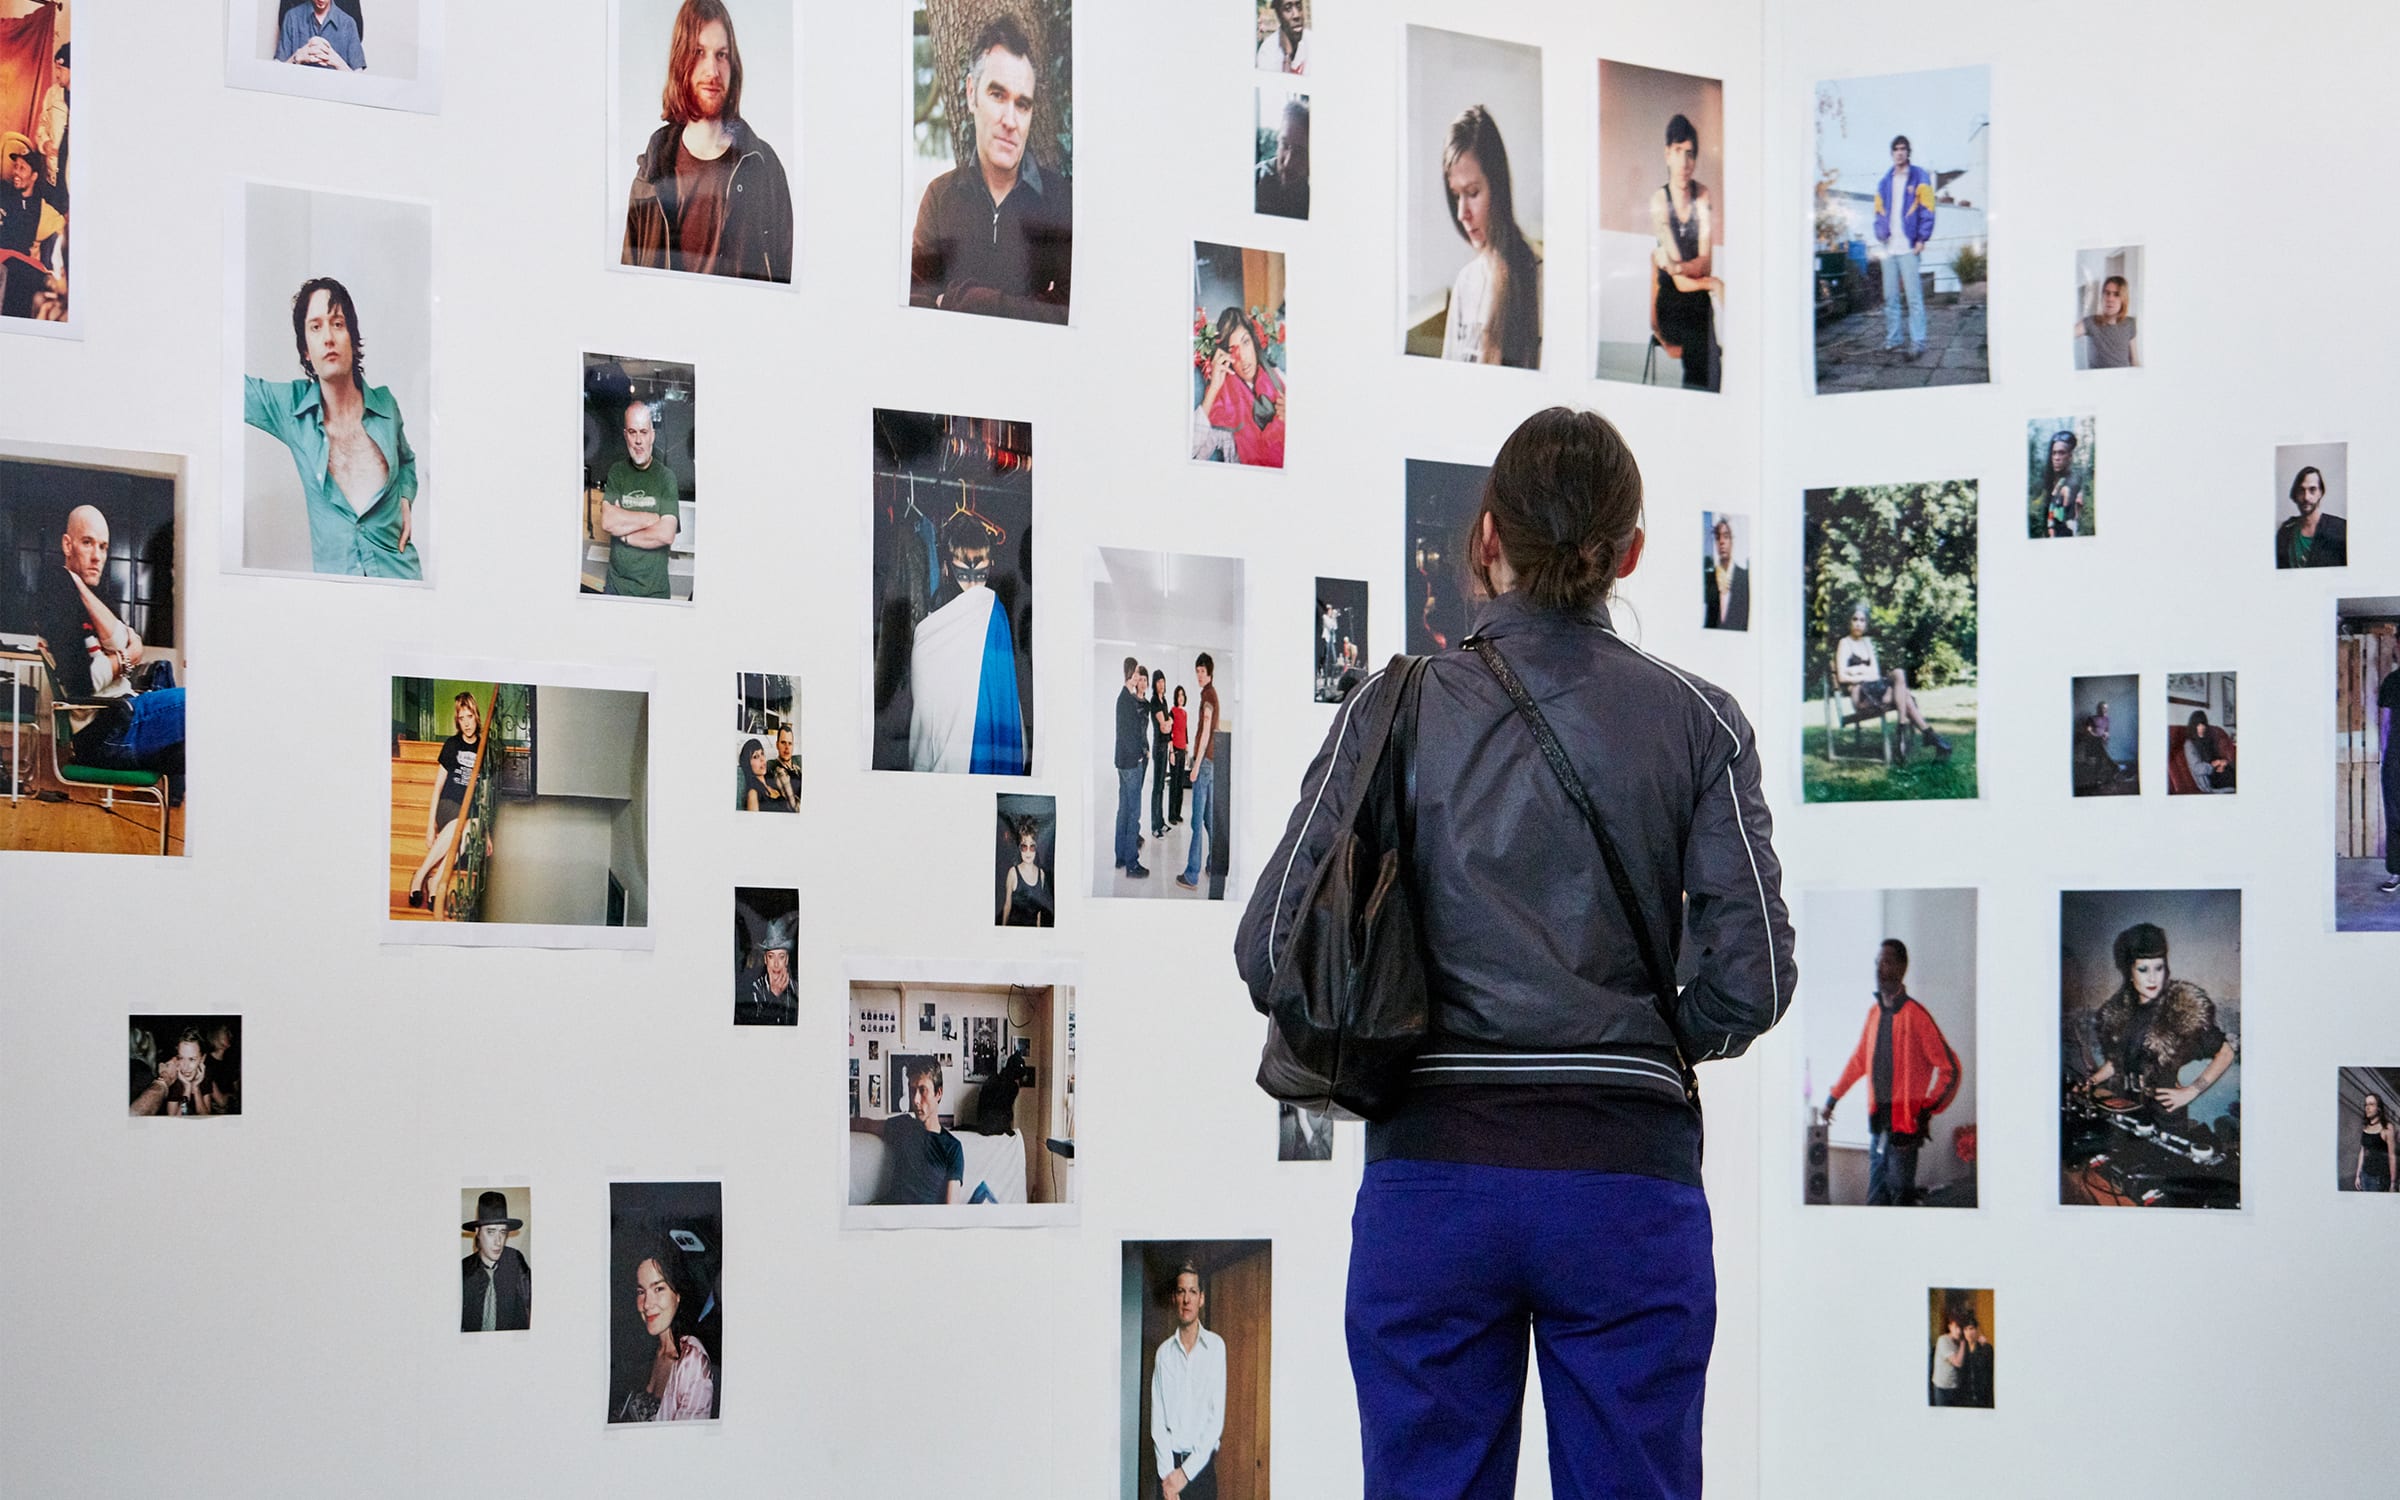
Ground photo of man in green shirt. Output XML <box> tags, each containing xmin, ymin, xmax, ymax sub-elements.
<box><xmin>596</xmin><ymin>395</ymin><xmax>683</xmax><ymax>599</ymax></box>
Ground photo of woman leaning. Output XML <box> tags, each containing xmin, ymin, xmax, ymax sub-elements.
<box><xmin>1437</xmin><ymin>105</ymin><xmax>1541</xmax><ymax>368</ymax></box>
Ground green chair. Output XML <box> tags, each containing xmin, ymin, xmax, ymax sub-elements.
<box><xmin>37</xmin><ymin>645</ymin><xmax>170</xmax><ymax>854</ymax></box>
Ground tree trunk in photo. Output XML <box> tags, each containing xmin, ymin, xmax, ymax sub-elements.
<box><xmin>927</xmin><ymin>0</ymin><xmax>1069</xmax><ymax>177</ymax></box>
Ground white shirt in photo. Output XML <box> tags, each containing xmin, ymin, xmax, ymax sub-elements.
<box><xmin>1256</xmin><ymin>30</ymin><xmax>1308</xmax><ymax>74</ymax></box>
<box><xmin>1150</xmin><ymin>1325</ymin><xmax>1227</xmax><ymax>1480</ymax></box>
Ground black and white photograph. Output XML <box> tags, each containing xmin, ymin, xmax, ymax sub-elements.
<box><xmin>580</xmin><ymin>353</ymin><xmax>695</xmax><ymax>603</ymax></box>
<box><xmin>609</xmin><ymin>0</ymin><xmax>796</xmax><ymax>283</ymax></box>
<box><xmin>1312</xmin><ymin>577</ymin><xmax>1366</xmax><ymax>702</ymax></box>
<box><xmin>607</xmin><ymin>1180</ymin><xmax>723</xmax><ymax>1423</ymax></box>
<box><xmin>996</xmin><ymin>791</ymin><xmax>1056</xmax><ymax>927</ymax></box>
<box><xmin>732</xmin><ymin>885</ymin><xmax>798</xmax><ymax>1025</ymax></box>
<box><xmin>1402</xmin><ymin>25</ymin><xmax>1544</xmax><ymax>368</ymax></box>
<box><xmin>1092</xmin><ymin>548</ymin><xmax>1243</xmax><ymax>899</ymax></box>
<box><xmin>223</xmin><ymin>0</ymin><xmax>444</xmax><ymax>113</ymax></box>
<box><xmin>127</xmin><ymin>1014</ymin><xmax>240</xmax><ymax>1118</ymax></box>
<box><xmin>1277</xmin><ymin>1102</ymin><xmax>1331</xmax><ymax>1163</ymax></box>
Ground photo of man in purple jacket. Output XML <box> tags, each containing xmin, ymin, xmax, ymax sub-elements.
<box><xmin>1875</xmin><ymin>135</ymin><xmax>1935</xmax><ymax>357</ymax></box>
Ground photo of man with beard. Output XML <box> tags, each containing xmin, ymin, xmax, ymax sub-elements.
<box><xmin>621</xmin><ymin>0</ymin><xmax>795</xmax><ymax>282</ymax></box>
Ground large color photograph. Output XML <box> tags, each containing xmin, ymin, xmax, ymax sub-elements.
<box><xmin>1092</xmin><ymin>548</ymin><xmax>1243</xmax><ymax>899</ymax></box>
<box><xmin>0</xmin><ymin>0</ymin><xmax>68</xmax><ymax>333</ymax></box>
<box><xmin>1592</xmin><ymin>57</ymin><xmax>1722</xmax><ymax>390</ymax></box>
<box><xmin>1401</xmin><ymin>25</ymin><xmax>1543</xmax><ymax>368</ymax></box>
<box><xmin>1121</xmin><ymin>1239</ymin><xmax>1272</xmax><ymax>1500</ymax></box>
<box><xmin>2336</xmin><ymin>597</ymin><xmax>2400</xmax><ymax>930</ymax></box>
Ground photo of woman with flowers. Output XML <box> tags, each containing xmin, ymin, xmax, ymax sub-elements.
<box><xmin>1190</xmin><ymin>240</ymin><xmax>1288</xmax><ymax>469</ymax></box>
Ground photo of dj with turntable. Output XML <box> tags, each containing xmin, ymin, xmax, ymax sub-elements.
<box><xmin>2060</xmin><ymin>889</ymin><xmax>2243</xmax><ymax>1210</ymax></box>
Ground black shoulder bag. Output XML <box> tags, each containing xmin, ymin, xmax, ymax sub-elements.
<box><xmin>1255</xmin><ymin>654</ymin><xmax>1432</xmax><ymax>1122</ymax></box>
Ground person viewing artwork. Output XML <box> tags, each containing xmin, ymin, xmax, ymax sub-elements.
<box><xmin>1438</xmin><ymin>105</ymin><xmax>1541</xmax><ymax>367</ymax></box>
<box><xmin>2274</xmin><ymin>446</ymin><xmax>2348</xmax><ymax>569</ymax></box>
<box><xmin>620</xmin><ymin>0</ymin><xmax>795</xmax><ymax>282</ymax></box>
<box><xmin>277</xmin><ymin>0</ymin><xmax>366</xmax><ymax>70</ymax></box>
<box><xmin>909</xmin><ymin>8</ymin><xmax>1074</xmax><ymax>323</ymax></box>
<box><xmin>2072</xmin><ymin>247</ymin><xmax>2142</xmax><ymax>369</ymax></box>
<box><xmin>1254</xmin><ymin>0</ymin><xmax>1306</xmax><ymax>74</ymax></box>
<box><xmin>1191</xmin><ymin>242</ymin><xmax>1288</xmax><ymax>468</ymax></box>
<box><xmin>460</xmin><ymin>1189</ymin><xmax>531</xmax><ymax>1334</ymax></box>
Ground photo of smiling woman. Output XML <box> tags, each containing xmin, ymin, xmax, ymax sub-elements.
<box><xmin>608</xmin><ymin>1181</ymin><xmax>723</xmax><ymax>1424</ymax></box>
<box><xmin>1402</xmin><ymin>27</ymin><xmax>1544</xmax><ymax>369</ymax></box>
<box><xmin>611</xmin><ymin>0</ymin><xmax>795</xmax><ymax>283</ymax></box>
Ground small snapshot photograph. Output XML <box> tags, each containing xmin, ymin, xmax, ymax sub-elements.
<box><xmin>2338</xmin><ymin>1067</ymin><xmax>2400</xmax><ymax>1193</ymax></box>
<box><xmin>2072</xmin><ymin>245</ymin><xmax>2142</xmax><ymax>370</ymax></box>
<box><xmin>1812</xmin><ymin>66</ymin><xmax>1989</xmax><ymax>393</ymax></box>
<box><xmin>608</xmin><ymin>1180</ymin><xmax>722</xmax><ymax>1424</ymax></box>
<box><xmin>1802</xmin><ymin>481</ymin><xmax>1978</xmax><ymax>801</ymax></box>
<box><xmin>2069</xmin><ymin>674</ymin><xmax>2139</xmax><ymax>798</ymax></box>
<box><xmin>1253</xmin><ymin>84</ymin><xmax>1308</xmax><ymax>221</ymax></box>
<box><xmin>1277</xmin><ymin>1101</ymin><xmax>1331</xmax><ymax>1162</ymax></box>
<box><xmin>2026</xmin><ymin>416</ymin><xmax>2096</xmax><ymax>538</ymax></box>
<box><xmin>870</xmin><ymin>408</ymin><xmax>1034</xmax><ymax>775</ymax></box>
<box><xmin>228</xmin><ymin>181</ymin><xmax>432</xmax><ymax>583</ymax></box>
<box><xmin>1927</xmin><ymin>1289</ymin><xmax>1996</xmax><ymax>1409</ymax></box>
<box><xmin>1253</xmin><ymin>0</ymin><xmax>1307</xmax><ymax>74</ymax></box>
<box><xmin>1402</xmin><ymin>25</ymin><xmax>1544</xmax><ymax>368</ymax></box>
<box><xmin>2274</xmin><ymin>441</ymin><xmax>2347</xmax><ymax>570</ymax></box>
<box><xmin>1404</xmin><ymin>457</ymin><xmax>1489</xmax><ymax>653</ymax></box>
<box><xmin>1092</xmin><ymin>548</ymin><xmax>1244</xmax><ymax>899</ymax></box>
<box><xmin>2336</xmin><ymin>598</ymin><xmax>2400</xmax><ymax>929</ymax></box>
<box><xmin>1191</xmin><ymin>241</ymin><xmax>1288</xmax><ymax>469</ymax></box>
<box><xmin>732</xmin><ymin>885</ymin><xmax>798</xmax><ymax>1025</ymax></box>
<box><xmin>2060</xmin><ymin>889</ymin><xmax>2243</xmax><ymax>1210</ymax></box>
<box><xmin>580</xmin><ymin>353</ymin><xmax>695</xmax><ymax>603</ymax></box>
<box><xmin>0</xmin><ymin>443</ymin><xmax>186</xmax><ymax>856</ymax></box>
<box><xmin>460</xmin><ymin>1187</ymin><xmax>532</xmax><ymax>1333</ymax></box>
<box><xmin>1593</xmin><ymin>58</ymin><xmax>1723</xmax><ymax>390</ymax></box>
<box><xmin>733</xmin><ymin>671</ymin><xmax>799</xmax><ymax>812</ymax></box>
<box><xmin>1313</xmin><ymin>577</ymin><xmax>1367</xmax><ymax>702</ymax></box>
<box><xmin>128</xmin><ymin>1015</ymin><xmax>240</xmax><ymax>1118</ymax></box>
<box><xmin>386</xmin><ymin>665</ymin><xmax>653</xmax><ymax>946</ymax></box>
<box><xmin>223</xmin><ymin>0</ymin><xmax>443</xmax><ymax>114</ymax></box>
<box><xmin>1701</xmin><ymin>511</ymin><xmax>1750</xmax><ymax>631</ymax></box>
<box><xmin>907</xmin><ymin>0</ymin><xmax>1074</xmax><ymax>323</ymax></box>
<box><xmin>1</xmin><ymin>3</ymin><xmax>71</xmax><ymax>333</ymax></box>
<box><xmin>1798</xmin><ymin>890</ymin><xmax>1977</xmax><ymax>1209</ymax></box>
<box><xmin>845</xmin><ymin>971</ymin><xmax>1077</xmax><ymax>1227</ymax></box>
<box><xmin>2165</xmin><ymin>672</ymin><xmax>2236</xmax><ymax>796</ymax></box>
<box><xmin>609</xmin><ymin>0</ymin><xmax>795</xmax><ymax>283</ymax></box>
<box><xmin>996</xmin><ymin>792</ymin><xmax>1057</xmax><ymax>927</ymax></box>
<box><xmin>1120</xmin><ymin>1240</ymin><xmax>1272</xmax><ymax>1500</ymax></box>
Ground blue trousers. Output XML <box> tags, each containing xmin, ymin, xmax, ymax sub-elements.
<box><xmin>1867</xmin><ymin>1130</ymin><xmax>1920</xmax><ymax>1206</ymax></box>
<box><xmin>1114</xmin><ymin>762</ymin><xmax>1145</xmax><ymax>869</ymax></box>
<box><xmin>1181</xmin><ymin>758</ymin><xmax>1215</xmax><ymax>883</ymax></box>
<box><xmin>1348</xmin><ymin>1159</ymin><xmax>1716</xmax><ymax>1500</ymax></box>
<box><xmin>1881</xmin><ymin>250</ymin><xmax>1927</xmax><ymax>348</ymax></box>
<box><xmin>86</xmin><ymin>685</ymin><xmax>187</xmax><ymax>778</ymax></box>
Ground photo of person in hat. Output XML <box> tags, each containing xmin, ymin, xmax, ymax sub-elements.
<box><xmin>461</xmin><ymin>1189</ymin><xmax>532</xmax><ymax>1333</ymax></box>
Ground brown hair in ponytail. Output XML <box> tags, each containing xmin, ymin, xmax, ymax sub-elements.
<box><xmin>1468</xmin><ymin>407</ymin><xmax>1645</xmax><ymax>613</ymax></box>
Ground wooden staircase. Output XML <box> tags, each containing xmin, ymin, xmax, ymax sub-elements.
<box><xmin>390</xmin><ymin>740</ymin><xmax>445</xmax><ymax>920</ymax></box>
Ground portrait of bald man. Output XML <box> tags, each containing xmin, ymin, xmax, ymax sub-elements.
<box><xmin>38</xmin><ymin>501</ymin><xmax>187</xmax><ymax>790</ymax></box>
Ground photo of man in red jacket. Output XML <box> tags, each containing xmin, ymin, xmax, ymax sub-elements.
<box><xmin>1824</xmin><ymin>938</ymin><xmax>1961</xmax><ymax>1205</ymax></box>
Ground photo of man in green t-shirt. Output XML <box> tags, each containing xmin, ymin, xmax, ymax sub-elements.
<box><xmin>598</xmin><ymin>396</ymin><xmax>682</xmax><ymax>598</ymax></box>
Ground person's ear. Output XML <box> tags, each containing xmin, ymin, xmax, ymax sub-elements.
<box><xmin>1617</xmin><ymin>526</ymin><xmax>1646</xmax><ymax>578</ymax></box>
<box><xmin>1478</xmin><ymin>512</ymin><xmax>1500</xmax><ymax>568</ymax></box>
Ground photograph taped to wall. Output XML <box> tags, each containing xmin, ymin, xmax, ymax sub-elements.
<box><xmin>2337</xmin><ymin>1067</ymin><xmax>2400</xmax><ymax>1192</ymax></box>
<box><xmin>0</xmin><ymin>1</ymin><xmax>71</xmax><ymax>336</ymax></box>
<box><xmin>222</xmin><ymin>0</ymin><xmax>444</xmax><ymax>114</ymax></box>
<box><xmin>0</xmin><ymin>442</ymin><xmax>186</xmax><ymax>857</ymax></box>
<box><xmin>1593</xmin><ymin>58</ymin><xmax>1722</xmax><ymax>391</ymax></box>
<box><xmin>1277</xmin><ymin>1101</ymin><xmax>1331</xmax><ymax>1162</ymax></box>
<box><xmin>996</xmin><ymin>791</ymin><xmax>1056</xmax><ymax>927</ymax></box>
<box><xmin>1253</xmin><ymin>83</ymin><xmax>1308</xmax><ymax>221</ymax></box>
<box><xmin>1701</xmin><ymin>511</ymin><xmax>1749</xmax><ymax>631</ymax></box>
<box><xmin>580</xmin><ymin>353</ymin><xmax>696</xmax><ymax>603</ymax></box>
<box><xmin>2060</xmin><ymin>889</ymin><xmax>2242</xmax><ymax>1210</ymax></box>
<box><xmin>2070</xmin><ymin>674</ymin><xmax>2139</xmax><ymax>798</ymax></box>
<box><xmin>1092</xmin><ymin>547</ymin><xmax>1244</xmax><ymax>900</ymax></box>
<box><xmin>1402</xmin><ymin>25</ymin><xmax>1544</xmax><ymax>368</ymax></box>
<box><xmin>608</xmin><ymin>0</ymin><xmax>796</xmax><ymax>284</ymax></box>
<box><xmin>2027</xmin><ymin>416</ymin><xmax>2096</xmax><ymax>539</ymax></box>
<box><xmin>1803</xmin><ymin>480</ymin><xmax>1977</xmax><ymax>801</ymax></box>
<box><xmin>608</xmin><ymin>1180</ymin><xmax>722</xmax><ymax>1424</ymax></box>
<box><xmin>2335</xmin><ymin>597</ymin><xmax>2400</xmax><ymax>931</ymax></box>
<box><xmin>386</xmin><ymin>656</ymin><xmax>654</xmax><ymax>949</ymax></box>
<box><xmin>128</xmin><ymin>1014</ymin><xmax>240</xmax><ymax>1119</ymax></box>
<box><xmin>845</xmin><ymin>969</ymin><xmax>1077</xmax><ymax>1229</ymax></box>
<box><xmin>1927</xmin><ymin>1288</ymin><xmax>1995</xmax><ymax>1408</ymax></box>
<box><xmin>1812</xmin><ymin>66</ymin><xmax>1988</xmax><ymax>394</ymax></box>
<box><xmin>460</xmin><ymin>1186</ymin><xmax>532</xmax><ymax>1334</ymax></box>
<box><xmin>907</xmin><ymin>0</ymin><xmax>1073</xmax><ymax>323</ymax></box>
<box><xmin>871</xmin><ymin>407</ymin><xmax>1033</xmax><ymax>775</ymax></box>
<box><xmin>1404</xmin><ymin>457</ymin><xmax>1488</xmax><ymax>655</ymax></box>
<box><xmin>1798</xmin><ymin>890</ymin><xmax>1976</xmax><ymax>1208</ymax></box>
<box><xmin>1313</xmin><ymin>577</ymin><xmax>1366</xmax><ymax>702</ymax></box>
<box><xmin>225</xmin><ymin>180</ymin><xmax>433</xmax><ymax>585</ymax></box>
<box><xmin>2274</xmin><ymin>440</ymin><xmax>2347</xmax><ymax>570</ymax></box>
<box><xmin>1121</xmin><ymin>1239</ymin><xmax>1271</xmax><ymax>1499</ymax></box>
<box><xmin>2166</xmin><ymin>671</ymin><xmax>2235</xmax><ymax>796</ymax></box>
<box><xmin>2073</xmin><ymin>244</ymin><xmax>2142</xmax><ymax>370</ymax></box>
<box><xmin>1192</xmin><ymin>242</ymin><xmax>1287</xmax><ymax>468</ymax></box>
<box><xmin>734</xmin><ymin>671</ymin><xmax>799</xmax><ymax>812</ymax></box>
<box><xmin>1252</xmin><ymin>0</ymin><xmax>1307</xmax><ymax>74</ymax></box>
<box><xmin>733</xmin><ymin>885</ymin><xmax>798</xmax><ymax>1025</ymax></box>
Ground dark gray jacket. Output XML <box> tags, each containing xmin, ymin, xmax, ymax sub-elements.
<box><xmin>1236</xmin><ymin>590</ymin><xmax>1795</xmax><ymax>1103</ymax></box>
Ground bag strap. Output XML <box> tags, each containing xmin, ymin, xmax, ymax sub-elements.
<box><xmin>1467</xmin><ymin>635</ymin><xmax>1698</xmax><ymax>1107</ymax></box>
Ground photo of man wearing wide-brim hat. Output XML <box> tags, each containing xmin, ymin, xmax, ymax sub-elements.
<box><xmin>461</xmin><ymin>1188</ymin><xmax>532</xmax><ymax>1333</ymax></box>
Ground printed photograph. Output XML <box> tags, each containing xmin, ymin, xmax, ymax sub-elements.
<box><xmin>871</xmin><ymin>407</ymin><xmax>1033</xmax><ymax>775</ymax></box>
<box><xmin>1404</xmin><ymin>457</ymin><xmax>1489</xmax><ymax>654</ymax></box>
<box><xmin>2060</xmin><ymin>889</ymin><xmax>2243</xmax><ymax>1210</ymax></box>
<box><xmin>1121</xmin><ymin>1240</ymin><xmax>1272</xmax><ymax>1500</ymax></box>
<box><xmin>1593</xmin><ymin>58</ymin><xmax>1722</xmax><ymax>390</ymax></box>
<box><xmin>1092</xmin><ymin>547</ymin><xmax>1244</xmax><ymax>899</ymax></box>
<box><xmin>908</xmin><ymin>0</ymin><xmax>1073</xmax><ymax>322</ymax></box>
<box><xmin>0</xmin><ymin>443</ymin><xmax>186</xmax><ymax>856</ymax></box>
<box><xmin>608</xmin><ymin>1180</ymin><xmax>722</xmax><ymax>1423</ymax></box>
<box><xmin>2026</xmin><ymin>416</ymin><xmax>2096</xmax><ymax>538</ymax></box>
<box><xmin>229</xmin><ymin>181</ymin><xmax>432</xmax><ymax>583</ymax></box>
<box><xmin>1252</xmin><ymin>0</ymin><xmax>1306</xmax><ymax>74</ymax></box>
<box><xmin>1813</xmin><ymin>66</ymin><xmax>1989</xmax><ymax>393</ymax></box>
<box><xmin>2338</xmin><ymin>1067</ymin><xmax>2400</xmax><ymax>1192</ymax></box>
<box><xmin>580</xmin><ymin>354</ymin><xmax>695</xmax><ymax>602</ymax></box>
<box><xmin>2073</xmin><ymin>245</ymin><xmax>2142</xmax><ymax>370</ymax></box>
<box><xmin>1191</xmin><ymin>242</ymin><xmax>1289</xmax><ymax>469</ymax></box>
<box><xmin>733</xmin><ymin>671</ymin><xmax>799</xmax><ymax>812</ymax></box>
<box><xmin>996</xmin><ymin>792</ymin><xmax>1056</xmax><ymax>927</ymax></box>
<box><xmin>845</xmin><ymin>974</ymin><xmax>1076</xmax><ymax>1227</ymax></box>
<box><xmin>460</xmin><ymin>1187</ymin><xmax>531</xmax><ymax>1333</ymax></box>
<box><xmin>733</xmin><ymin>885</ymin><xmax>798</xmax><ymax>1024</ymax></box>
<box><xmin>386</xmin><ymin>665</ymin><xmax>653</xmax><ymax>946</ymax></box>
<box><xmin>127</xmin><ymin>1014</ymin><xmax>240</xmax><ymax>1118</ymax></box>
<box><xmin>1277</xmin><ymin>1102</ymin><xmax>1331</xmax><ymax>1162</ymax></box>
<box><xmin>223</xmin><ymin>0</ymin><xmax>443</xmax><ymax>114</ymax></box>
<box><xmin>2070</xmin><ymin>674</ymin><xmax>2139</xmax><ymax>798</ymax></box>
<box><xmin>1253</xmin><ymin>83</ymin><xmax>1308</xmax><ymax>221</ymax></box>
<box><xmin>2166</xmin><ymin>672</ymin><xmax>2235</xmax><ymax>796</ymax></box>
<box><xmin>1927</xmin><ymin>1289</ymin><xmax>1995</xmax><ymax>1409</ymax></box>
<box><xmin>2336</xmin><ymin>598</ymin><xmax>2400</xmax><ymax>929</ymax></box>
<box><xmin>1402</xmin><ymin>25</ymin><xmax>1544</xmax><ymax>368</ymax></box>
<box><xmin>1802</xmin><ymin>480</ymin><xmax>1977</xmax><ymax>801</ymax></box>
<box><xmin>1799</xmin><ymin>890</ymin><xmax>1977</xmax><ymax>1209</ymax></box>
<box><xmin>610</xmin><ymin>0</ymin><xmax>795</xmax><ymax>283</ymax></box>
<box><xmin>1701</xmin><ymin>511</ymin><xmax>1749</xmax><ymax>631</ymax></box>
<box><xmin>1313</xmin><ymin>577</ymin><xmax>1366</xmax><ymax>702</ymax></box>
<box><xmin>2274</xmin><ymin>440</ymin><xmax>2347</xmax><ymax>570</ymax></box>
<box><xmin>0</xmin><ymin>1</ymin><xmax>69</xmax><ymax>333</ymax></box>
